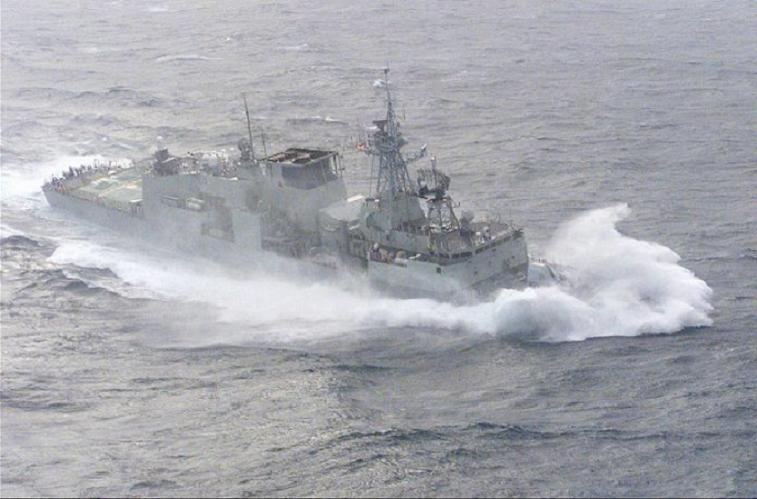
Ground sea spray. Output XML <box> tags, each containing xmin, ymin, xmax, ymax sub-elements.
<box><xmin>48</xmin><ymin>205</ymin><xmax>713</xmax><ymax>344</ymax></box>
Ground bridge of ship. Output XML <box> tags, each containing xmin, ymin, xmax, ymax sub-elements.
<box><xmin>264</xmin><ymin>148</ymin><xmax>341</xmax><ymax>190</ymax></box>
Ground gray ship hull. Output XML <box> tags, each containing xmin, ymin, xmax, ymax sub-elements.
<box><xmin>43</xmin><ymin>188</ymin><xmax>326</xmax><ymax>280</ymax></box>
<box><xmin>44</xmin><ymin>189</ymin><xmax>144</xmax><ymax>236</ymax></box>
<box><xmin>44</xmin><ymin>188</ymin><xmax>528</xmax><ymax>300</ymax></box>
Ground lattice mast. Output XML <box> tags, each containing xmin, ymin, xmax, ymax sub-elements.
<box><xmin>361</xmin><ymin>68</ymin><xmax>425</xmax><ymax>204</ymax></box>
<box><xmin>417</xmin><ymin>157</ymin><xmax>460</xmax><ymax>233</ymax></box>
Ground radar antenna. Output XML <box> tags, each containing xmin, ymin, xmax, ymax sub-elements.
<box><xmin>357</xmin><ymin>68</ymin><xmax>426</xmax><ymax>203</ymax></box>
<box><xmin>416</xmin><ymin>157</ymin><xmax>451</xmax><ymax>199</ymax></box>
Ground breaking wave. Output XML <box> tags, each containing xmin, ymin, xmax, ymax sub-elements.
<box><xmin>154</xmin><ymin>54</ymin><xmax>217</xmax><ymax>63</ymax></box>
<box><xmin>286</xmin><ymin>115</ymin><xmax>349</xmax><ymax>126</ymax></box>
<box><xmin>282</xmin><ymin>43</ymin><xmax>311</xmax><ymax>52</ymax></box>
<box><xmin>47</xmin><ymin>204</ymin><xmax>713</xmax><ymax>345</ymax></box>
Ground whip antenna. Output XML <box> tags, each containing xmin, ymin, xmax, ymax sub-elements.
<box><xmin>242</xmin><ymin>93</ymin><xmax>255</xmax><ymax>161</ymax></box>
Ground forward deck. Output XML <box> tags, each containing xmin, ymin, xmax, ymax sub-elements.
<box><xmin>45</xmin><ymin>167</ymin><xmax>143</xmax><ymax>214</ymax></box>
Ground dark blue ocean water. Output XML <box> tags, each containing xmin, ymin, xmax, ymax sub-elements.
<box><xmin>1</xmin><ymin>0</ymin><xmax>755</xmax><ymax>496</ymax></box>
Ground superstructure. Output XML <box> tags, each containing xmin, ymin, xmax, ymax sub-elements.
<box><xmin>43</xmin><ymin>70</ymin><xmax>541</xmax><ymax>297</ymax></box>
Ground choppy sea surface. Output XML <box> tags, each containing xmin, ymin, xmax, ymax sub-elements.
<box><xmin>2</xmin><ymin>0</ymin><xmax>755</xmax><ymax>496</ymax></box>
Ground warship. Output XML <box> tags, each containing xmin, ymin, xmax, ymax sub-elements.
<box><xmin>43</xmin><ymin>70</ymin><xmax>556</xmax><ymax>297</ymax></box>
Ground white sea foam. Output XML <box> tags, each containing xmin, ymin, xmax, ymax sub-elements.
<box><xmin>282</xmin><ymin>43</ymin><xmax>310</xmax><ymax>52</ymax></box>
<box><xmin>0</xmin><ymin>224</ymin><xmax>25</xmax><ymax>238</ymax></box>
<box><xmin>47</xmin><ymin>204</ymin><xmax>713</xmax><ymax>344</ymax></box>
<box><xmin>154</xmin><ymin>54</ymin><xmax>216</xmax><ymax>63</ymax></box>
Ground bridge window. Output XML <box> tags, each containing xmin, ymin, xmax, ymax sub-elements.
<box><xmin>281</xmin><ymin>158</ymin><xmax>338</xmax><ymax>190</ymax></box>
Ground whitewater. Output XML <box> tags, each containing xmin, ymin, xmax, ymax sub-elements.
<box><xmin>41</xmin><ymin>200</ymin><xmax>711</xmax><ymax>345</ymax></box>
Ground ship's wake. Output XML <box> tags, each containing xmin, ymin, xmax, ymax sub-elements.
<box><xmin>46</xmin><ymin>204</ymin><xmax>713</xmax><ymax>345</ymax></box>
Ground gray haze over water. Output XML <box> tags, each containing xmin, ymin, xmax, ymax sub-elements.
<box><xmin>1</xmin><ymin>0</ymin><xmax>756</xmax><ymax>496</ymax></box>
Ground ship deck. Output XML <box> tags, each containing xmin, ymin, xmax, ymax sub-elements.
<box><xmin>68</xmin><ymin>168</ymin><xmax>143</xmax><ymax>211</ymax></box>
<box><xmin>432</xmin><ymin>221</ymin><xmax>518</xmax><ymax>256</ymax></box>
